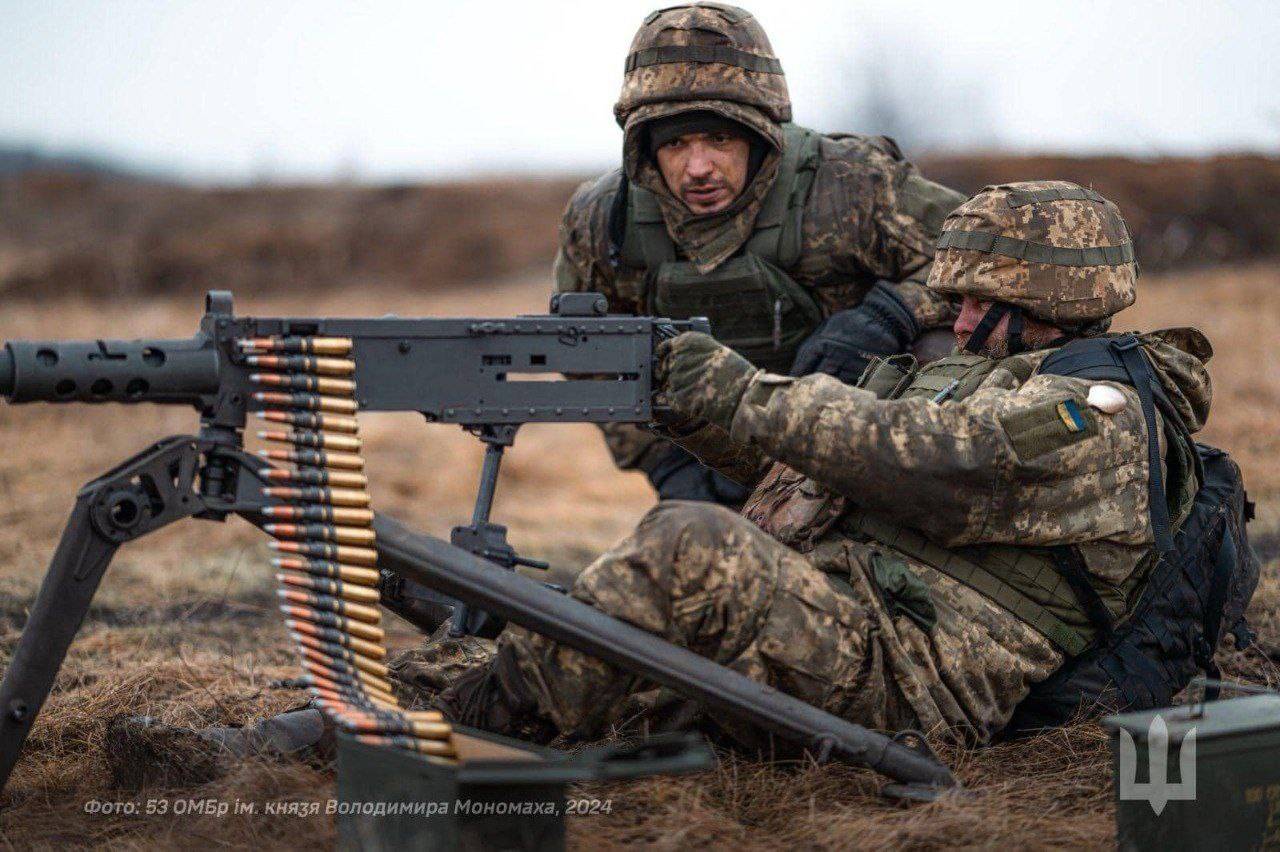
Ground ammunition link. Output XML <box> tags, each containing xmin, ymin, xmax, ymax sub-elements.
<box><xmin>247</xmin><ymin>334</ymin><xmax>457</xmax><ymax>762</ymax></box>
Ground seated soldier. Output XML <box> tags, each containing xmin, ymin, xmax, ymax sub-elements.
<box><xmin>419</xmin><ymin>180</ymin><xmax>1214</xmax><ymax>746</ymax></box>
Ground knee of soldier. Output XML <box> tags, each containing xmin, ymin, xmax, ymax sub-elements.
<box><xmin>577</xmin><ymin>500</ymin><xmax>778</xmax><ymax>607</ymax></box>
<box><xmin>637</xmin><ymin>500</ymin><xmax>748</xmax><ymax>544</ymax></box>
<box><xmin>639</xmin><ymin>501</ymin><xmax>763</xmax><ymax>576</ymax></box>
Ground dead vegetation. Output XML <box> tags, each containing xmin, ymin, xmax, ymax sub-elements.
<box><xmin>4</xmin><ymin>154</ymin><xmax>1280</xmax><ymax>305</ymax></box>
<box><xmin>0</xmin><ymin>255</ymin><xmax>1277</xmax><ymax>847</ymax></box>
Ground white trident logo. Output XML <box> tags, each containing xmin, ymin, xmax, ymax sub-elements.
<box><xmin>1118</xmin><ymin>714</ymin><xmax>1198</xmax><ymax>815</ymax></box>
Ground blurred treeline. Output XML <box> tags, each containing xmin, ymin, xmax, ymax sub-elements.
<box><xmin>2</xmin><ymin>154</ymin><xmax>1278</xmax><ymax>299</ymax></box>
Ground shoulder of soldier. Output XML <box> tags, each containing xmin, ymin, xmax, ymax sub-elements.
<box><xmin>560</xmin><ymin>167</ymin><xmax>624</xmax><ymax>244</ymax></box>
<box><xmin>556</xmin><ymin>168</ymin><xmax>624</xmax><ymax>294</ymax></box>
<box><xmin>801</xmin><ymin>126</ymin><xmax>965</xmax><ymax>236</ymax></box>
<box><xmin>808</xmin><ymin>128</ymin><xmax>911</xmax><ymax>172</ymax></box>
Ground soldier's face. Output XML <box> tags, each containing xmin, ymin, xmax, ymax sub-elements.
<box><xmin>954</xmin><ymin>296</ymin><xmax>1063</xmax><ymax>357</ymax></box>
<box><xmin>654</xmin><ymin>131</ymin><xmax>751</xmax><ymax>215</ymax></box>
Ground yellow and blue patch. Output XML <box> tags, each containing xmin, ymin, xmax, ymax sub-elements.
<box><xmin>999</xmin><ymin>395</ymin><xmax>1099</xmax><ymax>461</ymax></box>
<box><xmin>1055</xmin><ymin>399</ymin><xmax>1088</xmax><ymax>433</ymax></box>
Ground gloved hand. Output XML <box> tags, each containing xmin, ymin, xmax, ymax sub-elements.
<box><xmin>655</xmin><ymin>331</ymin><xmax>757</xmax><ymax>432</ymax></box>
<box><xmin>643</xmin><ymin>443</ymin><xmax>752</xmax><ymax>507</ymax></box>
<box><xmin>790</xmin><ymin>282</ymin><xmax>920</xmax><ymax>384</ymax></box>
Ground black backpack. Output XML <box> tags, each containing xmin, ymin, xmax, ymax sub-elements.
<box><xmin>1003</xmin><ymin>336</ymin><xmax>1260</xmax><ymax>735</ymax></box>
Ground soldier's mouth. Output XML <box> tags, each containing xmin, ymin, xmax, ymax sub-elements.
<box><xmin>682</xmin><ymin>185</ymin><xmax>730</xmax><ymax>210</ymax></box>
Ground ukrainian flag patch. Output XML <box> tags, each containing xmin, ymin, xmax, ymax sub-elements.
<box><xmin>1056</xmin><ymin>399</ymin><xmax>1088</xmax><ymax>433</ymax></box>
<box><xmin>999</xmin><ymin>396</ymin><xmax>1099</xmax><ymax>461</ymax></box>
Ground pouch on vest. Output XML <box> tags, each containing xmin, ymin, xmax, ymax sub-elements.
<box><xmin>858</xmin><ymin>354</ymin><xmax>918</xmax><ymax>399</ymax></box>
<box><xmin>650</xmin><ymin>254</ymin><xmax>823</xmax><ymax>372</ymax></box>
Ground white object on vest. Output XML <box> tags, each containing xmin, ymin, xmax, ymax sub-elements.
<box><xmin>1087</xmin><ymin>384</ymin><xmax>1128</xmax><ymax>415</ymax></box>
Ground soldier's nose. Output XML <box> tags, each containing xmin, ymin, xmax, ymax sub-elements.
<box><xmin>953</xmin><ymin>296</ymin><xmax>988</xmax><ymax>336</ymax></box>
<box><xmin>685</xmin><ymin>145</ymin><xmax>715</xmax><ymax>180</ymax></box>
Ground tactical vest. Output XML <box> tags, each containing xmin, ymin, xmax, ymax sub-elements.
<box><xmin>612</xmin><ymin>123</ymin><xmax>826</xmax><ymax>372</ymax></box>
<box><xmin>841</xmin><ymin>344</ymin><xmax>1203</xmax><ymax>655</ymax></box>
<box><xmin>839</xmin><ymin>338</ymin><xmax>1257</xmax><ymax>726</ymax></box>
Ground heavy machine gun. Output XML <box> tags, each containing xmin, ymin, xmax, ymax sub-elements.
<box><xmin>0</xmin><ymin>290</ymin><xmax>955</xmax><ymax>797</ymax></box>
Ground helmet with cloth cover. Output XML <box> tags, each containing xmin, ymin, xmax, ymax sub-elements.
<box><xmin>927</xmin><ymin>180</ymin><xmax>1138</xmax><ymax>353</ymax></box>
<box><xmin>614</xmin><ymin>2</ymin><xmax>790</xmax><ymax>130</ymax></box>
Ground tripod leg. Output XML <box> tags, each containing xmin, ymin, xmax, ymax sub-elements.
<box><xmin>0</xmin><ymin>496</ymin><xmax>119</xmax><ymax>791</ymax></box>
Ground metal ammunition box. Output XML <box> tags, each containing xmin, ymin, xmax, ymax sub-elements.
<box><xmin>1103</xmin><ymin>694</ymin><xmax>1280</xmax><ymax>851</ymax></box>
<box><xmin>335</xmin><ymin>729</ymin><xmax>713</xmax><ymax>851</ymax></box>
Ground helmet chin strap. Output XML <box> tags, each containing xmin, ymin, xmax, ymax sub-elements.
<box><xmin>963</xmin><ymin>302</ymin><xmax>1025</xmax><ymax>355</ymax></box>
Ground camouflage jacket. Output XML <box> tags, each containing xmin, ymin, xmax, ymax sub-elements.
<box><xmin>664</xmin><ymin>330</ymin><xmax>1213</xmax><ymax>737</ymax></box>
<box><xmin>555</xmin><ymin>129</ymin><xmax>965</xmax><ymax>469</ymax></box>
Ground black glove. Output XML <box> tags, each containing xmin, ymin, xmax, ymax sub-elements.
<box><xmin>644</xmin><ymin>444</ymin><xmax>751</xmax><ymax>508</ymax></box>
<box><xmin>790</xmin><ymin>282</ymin><xmax>919</xmax><ymax>384</ymax></box>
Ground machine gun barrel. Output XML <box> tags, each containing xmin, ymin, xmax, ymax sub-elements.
<box><xmin>0</xmin><ymin>336</ymin><xmax>220</xmax><ymax>405</ymax></box>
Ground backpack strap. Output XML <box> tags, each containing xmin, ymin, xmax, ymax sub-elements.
<box><xmin>1197</xmin><ymin>529</ymin><xmax>1237</xmax><ymax>700</ymax></box>
<box><xmin>1038</xmin><ymin>334</ymin><xmax>1199</xmax><ymax>554</ymax></box>
<box><xmin>1048</xmin><ymin>545</ymin><xmax>1115</xmax><ymax>645</ymax></box>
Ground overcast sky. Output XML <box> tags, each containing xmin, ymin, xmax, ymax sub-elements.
<box><xmin>3</xmin><ymin>0</ymin><xmax>1278</xmax><ymax>182</ymax></box>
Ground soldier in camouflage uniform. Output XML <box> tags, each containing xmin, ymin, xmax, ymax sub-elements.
<box><xmin>427</xmin><ymin>181</ymin><xmax>1214</xmax><ymax>746</ymax></box>
<box><xmin>558</xmin><ymin>2</ymin><xmax>965</xmax><ymax>505</ymax></box>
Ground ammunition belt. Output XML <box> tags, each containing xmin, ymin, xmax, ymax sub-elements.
<box><xmin>238</xmin><ymin>335</ymin><xmax>457</xmax><ymax>762</ymax></box>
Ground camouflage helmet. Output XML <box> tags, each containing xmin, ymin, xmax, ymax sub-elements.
<box><xmin>927</xmin><ymin>180</ymin><xmax>1137</xmax><ymax>326</ymax></box>
<box><xmin>614</xmin><ymin>3</ymin><xmax>791</xmax><ymax>128</ymax></box>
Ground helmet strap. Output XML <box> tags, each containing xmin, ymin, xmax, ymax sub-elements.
<box><xmin>964</xmin><ymin>302</ymin><xmax>1027</xmax><ymax>356</ymax></box>
<box><xmin>963</xmin><ymin>302</ymin><xmax>1009</xmax><ymax>354</ymax></box>
<box><xmin>1006</xmin><ymin>306</ymin><xmax>1025</xmax><ymax>355</ymax></box>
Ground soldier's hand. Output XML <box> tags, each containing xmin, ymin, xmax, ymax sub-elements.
<box><xmin>790</xmin><ymin>282</ymin><xmax>919</xmax><ymax>384</ymax></box>
<box><xmin>655</xmin><ymin>332</ymin><xmax>757</xmax><ymax>431</ymax></box>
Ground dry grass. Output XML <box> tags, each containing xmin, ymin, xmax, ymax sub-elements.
<box><xmin>0</xmin><ymin>266</ymin><xmax>1276</xmax><ymax>849</ymax></box>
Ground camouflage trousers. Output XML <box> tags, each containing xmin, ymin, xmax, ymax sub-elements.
<box><xmin>391</xmin><ymin>501</ymin><xmax>929</xmax><ymax>742</ymax></box>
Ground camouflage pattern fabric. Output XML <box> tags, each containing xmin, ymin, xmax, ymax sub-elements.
<box><xmin>615</xmin><ymin>3</ymin><xmax>792</xmax><ymax>127</ymax></box>
<box><xmin>387</xmin><ymin>628</ymin><xmax>496</xmax><ymax>710</ymax></box>
<box><xmin>394</xmin><ymin>328</ymin><xmax>1211</xmax><ymax>744</ymax></box>
<box><xmin>928</xmin><ymin>180</ymin><xmax>1138</xmax><ymax>325</ymax></box>
<box><xmin>492</xmin><ymin>500</ymin><xmax>1062</xmax><ymax>744</ymax></box>
<box><xmin>556</xmin><ymin>4</ymin><xmax>964</xmax><ymax>472</ymax></box>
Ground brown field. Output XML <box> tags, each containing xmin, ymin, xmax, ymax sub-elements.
<box><xmin>0</xmin><ymin>261</ymin><xmax>1277</xmax><ymax>849</ymax></box>
<box><xmin>5</xmin><ymin>153</ymin><xmax>1280</xmax><ymax>305</ymax></box>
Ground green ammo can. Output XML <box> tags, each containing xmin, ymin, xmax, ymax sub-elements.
<box><xmin>1103</xmin><ymin>693</ymin><xmax>1280</xmax><ymax>851</ymax></box>
<box><xmin>335</xmin><ymin>728</ymin><xmax>713</xmax><ymax>851</ymax></box>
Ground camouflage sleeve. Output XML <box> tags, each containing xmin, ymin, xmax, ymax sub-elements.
<box><xmin>885</xmin><ymin>263</ymin><xmax>960</xmax><ymax>330</ymax></box>
<box><xmin>553</xmin><ymin>169</ymin><xmax>638</xmax><ymax>311</ymax></box>
<box><xmin>599</xmin><ymin>422</ymin><xmax>669</xmax><ymax>472</ymax></box>
<box><xmin>726</xmin><ymin>369</ymin><xmax>1154</xmax><ymax>549</ymax></box>
<box><xmin>654</xmin><ymin>419</ymin><xmax>772</xmax><ymax>487</ymax></box>
<box><xmin>811</xmin><ymin>136</ymin><xmax>965</xmax><ymax>329</ymax></box>
<box><xmin>555</xmin><ymin>169</ymin><xmax>660</xmax><ymax>469</ymax></box>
